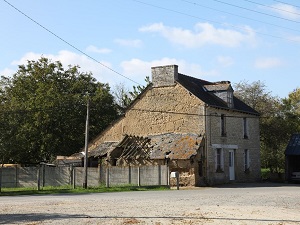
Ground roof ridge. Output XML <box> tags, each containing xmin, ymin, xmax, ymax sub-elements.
<box><xmin>177</xmin><ymin>73</ymin><xmax>259</xmax><ymax>115</ymax></box>
<box><xmin>178</xmin><ymin>73</ymin><xmax>213</xmax><ymax>84</ymax></box>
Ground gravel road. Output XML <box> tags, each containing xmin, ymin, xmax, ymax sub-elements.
<box><xmin>0</xmin><ymin>183</ymin><xmax>300</xmax><ymax>225</ymax></box>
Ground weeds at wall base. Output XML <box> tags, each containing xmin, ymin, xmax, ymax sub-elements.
<box><xmin>0</xmin><ymin>185</ymin><xmax>170</xmax><ymax>196</ymax></box>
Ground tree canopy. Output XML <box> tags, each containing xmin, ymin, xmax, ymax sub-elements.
<box><xmin>113</xmin><ymin>76</ymin><xmax>151</xmax><ymax>114</ymax></box>
<box><xmin>0</xmin><ymin>57</ymin><xmax>118</xmax><ymax>164</ymax></box>
<box><xmin>234</xmin><ymin>81</ymin><xmax>300</xmax><ymax>173</ymax></box>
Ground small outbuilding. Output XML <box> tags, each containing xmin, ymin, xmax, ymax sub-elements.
<box><xmin>285</xmin><ymin>134</ymin><xmax>300</xmax><ymax>182</ymax></box>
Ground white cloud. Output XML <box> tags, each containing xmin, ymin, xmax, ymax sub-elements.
<box><xmin>0</xmin><ymin>68</ymin><xmax>15</xmax><ymax>77</ymax></box>
<box><xmin>217</xmin><ymin>56</ymin><xmax>234</xmax><ymax>67</ymax></box>
<box><xmin>9</xmin><ymin>51</ymin><xmax>116</xmax><ymax>84</ymax></box>
<box><xmin>287</xmin><ymin>35</ymin><xmax>300</xmax><ymax>42</ymax></box>
<box><xmin>11</xmin><ymin>52</ymin><xmax>41</xmax><ymax>66</ymax></box>
<box><xmin>86</xmin><ymin>45</ymin><xmax>111</xmax><ymax>54</ymax></box>
<box><xmin>120</xmin><ymin>57</ymin><xmax>218</xmax><ymax>85</ymax></box>
<box><xmin>4</xmin><ymin>52</ymin><xmax>223</xmax><ymax>90</ymax></box>
<box><xmin>114</xmin><ymin>39</ymin><xmax>142</xmax><ymax>47</ymax></box>
<box><xmin>139</xmin><ymin>22</ymin><xmax>256</xmax><ymax>48</ymax></box>
<box><xmin>270</xmin><ymin>3</ymin><xmax>300</xmax><ymax>20</ymax></box>
<box><xmin>254</xmin><ymin>57</ymin><xmax>283</xmax><ymax>69</ymax></box>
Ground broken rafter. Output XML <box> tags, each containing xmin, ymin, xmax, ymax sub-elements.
<box><xmin>118</xmin><ymin>135</ymin><xmax>151</xmax><ymax>160</ymax></box>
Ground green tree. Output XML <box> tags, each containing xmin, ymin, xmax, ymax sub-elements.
<box><xmin>0</xmin><ymin>57</ymin><xmax>118</xmax><ymax>164</ymax></box>
<box><xmin>0</xmin><ymin>77</ymin><xmax>18</xmax><ymax>166</ymax></box>
<box><xmin>281</xmin><ymin>88</ymin><xmax>300</xmax><ymax>140</ymax></box>
<box><xmin>287</xmin><ymin>88</ymin><xmax>300</xmax><ymax>109</ymax></box>
<box><xmin>113</xmin><ymin>76</ymin><xmax>151</xmax><ymax>114</ymax></box>
<box><xmin>128</xmin><ymin>76</ymin><xmax>151</xmax><ymax>99</ymax></box>
<box><xmin>263</xmin><ymin>88</ymin><xmax>300</xmax><ymax>172</ymax></box>
<box><xmin>112</xmin><ymin>83</ymin><xmax>132</xmax><ymax>113</ymax></box>
<box><xmin>234</xmin><ymin>80</ymin><xmax>278</xmax><ymax>116</ymax></box>
<box><xmin>234</xmin><ymin>80</ymin><xmax>288</xmax><ymax>172</ymax></box>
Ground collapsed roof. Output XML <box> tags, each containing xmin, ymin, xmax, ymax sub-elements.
<box><xmin>90</xmin><ymin>133</ymin><xmax>203</xmax><ymax>161</ymax></box>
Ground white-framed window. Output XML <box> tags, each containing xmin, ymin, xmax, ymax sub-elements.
<box><xmin>243</xmin><ymin>117</ymin><xmax>248</xmax><ymax>139</ymax></box>
<box><xmin>221</xmin><ymin>114</ymin><xmax>226</xmax><ymax>137</ymax></box>
<box><xmin>215</xmin><ymin>148</ymin><xmax>224</xmax><ymax>172</ymax></box>
<box><xmin>244</xmin><ymin>149</ymin><xmax>250</xmax><ymax>171</ymax></box>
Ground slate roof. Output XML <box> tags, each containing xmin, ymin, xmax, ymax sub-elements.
<box><xmin>149</xmin><ymin>133</ymin><xmax>202</xmax><ymax>160</ymax></box>
<box><xmin>176</xmin><ymin>73</ymin><xmax>259</xmax><ymax>115</ymax></box>
<box><xmin>94</xmin><ymin>133</ymin><xmax>202</xmax><ymax>161</ymax></box>
<box><xmin>89</xmin><ymin>141</ymin><xmax>119</xmax><ymax>158</ymax></box>
<box><xmin>285</xmin><ymin>134</ymin><xmax>300</xmax><ymax>156</ymax></box>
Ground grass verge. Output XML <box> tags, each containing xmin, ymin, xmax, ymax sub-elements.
<box><xmin>0</xmin><ymin>185</ymin><xmax>169</xmax><ymax>196</ymax></box>
<box><xmin>261</xmin><ymin>168</ymin><xmax>271</xmax><ymax>180</ymax></box>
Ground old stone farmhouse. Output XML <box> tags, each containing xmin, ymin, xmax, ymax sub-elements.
<box><xmin>83</xmin><ymin>65</ymin><xmax>261</xmax><ymax>186</ymax></box>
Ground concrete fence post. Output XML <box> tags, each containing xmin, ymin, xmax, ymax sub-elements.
<box><xmin>98</xmin><ymin>164</ymin><xmax>101</xmax><ymax>185</ymax></box>
<box><xmin>37</xmin><ymin>166</ymin><xmax>41</xmax><ymax>191</ymax></box>
<box><xmin>138</xmin><ymin>166</ymin><xmax>141</xmax><ymax>187</ymax></box>
<box><xmin>158</xmin><ymin>165</ymin><xmax>161</xmax><ymax>186</ymax></box>
<box><xmin>69</xmin><ymin>165</ymin><xmax>72</xmax><ymax>186</ymax></box>
<box><xmin>0</xmin><ymin>166</ymin><xmax>2</xmax><ymax>192</ymax></box>
<box><xmin>106</xmin><ymin>167</ymin><xmax>109</xmax><ymax>188</ymax></box>
<box><xmin>128</xmin><ymin>165</ymin><xmax>131</xmax><ymax>185</ymax></box>
<box><xmin>42</xmin><ymin>164</ymin><xmax>45</xmax><ymax>187</ymax></box>
<box><xmin>15</xmin><ymin>165</ymin><xmax>18</xmax><ymax>188</ymax></box>
<box><xmin>72</xmin><ymin>167</ymin><xmax>76</xmax><ymax>189</ymax></box>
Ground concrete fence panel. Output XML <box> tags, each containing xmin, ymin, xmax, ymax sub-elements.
<box><xmin>1</xmin><ymin>167</ymin><xmax>17</xmax><ymax>188</ymax></box>
<box><xmin>43</xmin><ymin>166</ymin><xmax>70</xmax><ymax>187</ymax></box>
<box><xmin>18</xmin><ymin>167</ymin><xmax>38</xmax><ymax>188</ymax></box>
<box><xmin>108</xmin><ymin>166</ymin><xmax>130</xmax><ymax>186</ymax></box>
<box><xmin>87</xmin><ymin>167</ymin><xmax>101</xmax><ymax>187</ymax></box>
<box><xmin>140</xmin><ymin>165</ymin><xmax>168</xmax><ymax>186</ymax></box>
<box><xmin>72</xmin><ymin>167</ymin><xmax>101</xmax><ymax>187</ymax></box>
<box><xmin>0</xmin><ymin>165</ymin><xmax>169</xmax><ymax>188</ymax></box>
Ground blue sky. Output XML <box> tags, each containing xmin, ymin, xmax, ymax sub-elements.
<box><xmin>1</xmin><ymin>0</ymin><xmax>300</xmax><ymax>98</ymax></box>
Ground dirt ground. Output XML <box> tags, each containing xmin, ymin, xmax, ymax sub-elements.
<box><xmin>0</xmin><ymin>182</ymin><xmax>300</xmax><ymax>225</ymax></box>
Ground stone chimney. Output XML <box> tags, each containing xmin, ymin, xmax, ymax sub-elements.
<box><xmin>151</xmin><ymin>65</ymin><xmax>178</xmax><ymax>87</ymax></box>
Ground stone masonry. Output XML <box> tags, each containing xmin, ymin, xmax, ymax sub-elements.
<box><xmin>87</xmin><ymin>65</ymin><xmax>260</xmax><ymax>186</ymax></box>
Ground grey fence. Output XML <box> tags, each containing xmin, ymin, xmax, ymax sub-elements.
<box><xmin>0</xmin><ymin>165</ymin><xmax>169</xmax><ymax>188</ymax></box>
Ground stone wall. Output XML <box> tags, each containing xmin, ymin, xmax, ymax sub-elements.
<box><xmin>89</xmin><ymin>84</ymin><xmax>205</xmax><ymax>151</ymax></box>
<box><xmin>87</xmin><ymin>85</ymin><xmax>260</xmax><ymax>186</ymax></box>
<box><xmin>86</xmin><ymin>81</ymin><xmax>207</xmax><ymax>186</ymax></box>
<box><xmin>205</xmin><ymin>107</ymin><xmax>260</xmax><ymax>185</ymax></box>
<box><xmin>85</xmin><ymin>65</ymin><xmax>260</xmax><ymax>186</ymax></box>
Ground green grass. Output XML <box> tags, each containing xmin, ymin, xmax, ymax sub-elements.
<box><xmin>261</xmin><ymin>168</ymin><xmax>271</xmax><ymax>180</ymax></box>
<box><xmin>0</xmin><ymin>185</ymin><xmax>169</xmax><ymax>196</ymax></box>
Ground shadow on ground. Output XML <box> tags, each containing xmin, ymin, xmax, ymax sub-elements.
<box><xmin>0</xmin><ymin>213</ymin><xmax>88</xmax><ymax>224</ymax></box>
<box><xmin>213</xmin><ymin>181</ymin><xmax>300</xmax><ymax>188</ymax></box>
<box><xmin>1</xmin><ymin>213</ymin><xmax>300</xmax><ymax>224</ymax></box>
